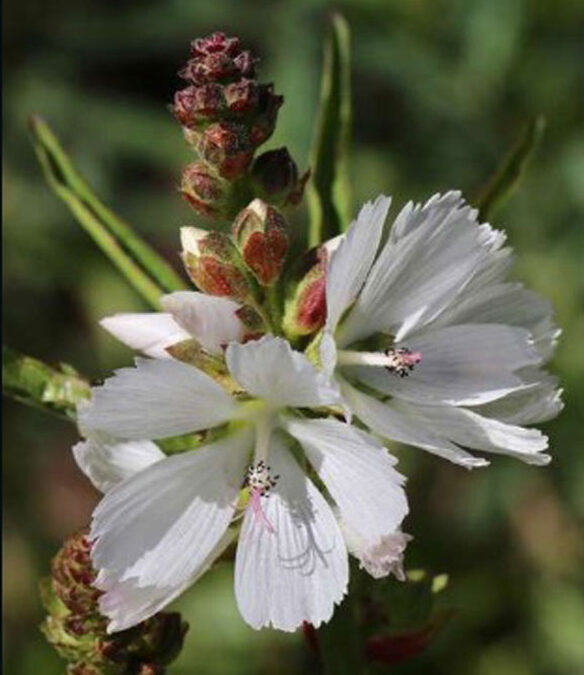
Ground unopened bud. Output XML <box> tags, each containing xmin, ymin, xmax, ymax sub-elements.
<box><xmin>235</xmin><ymin>305</ymin><xmax>266</xmax><ymax>340</ymax></box>
<box><xmin>198</xmin><ymin>122</ymin><xmax>254</xmax><ymax>179</ymax></box>
<box><xmin>283</xmin><ymin>247</ymin><xmax>327</xmax><ymax>337</ymax></box>
<box><xmin>224</xmin><ymin>79</ymin><xmax>259</xmax><ymax>113</ymax></box>
<box><xmin>51</xmin><ymin>530</ymin><xmax>102</xmax><ymax>618</ymax></box>
<box><xmin>180</xmin><ymin>162</ymin><xmax>233</xmax><ymax>219</ymax></box>
<box><xmin>181</xmin><ymin>227</ymin><xmax>251</xmax><ymax>300</ymax></box>
<box><xmin>41</xmin><ymin>530</ymin><xmax>188</xmax><ymax>675</ymax></box>
<box><xmin>173</xmin><ymin>84</ymin><xmax>225</xmax><ymax>127</ymax></box>
<box><xmin>232</xmin><ymin>199</ymin><xmax>288</xmax><ymax>286</ymax></box>
<box><xmin>249</xmin><ymin>84</ymin><xmax>283</xmax><ymax>147</ymax></box>
<box><xmin>190</xmin><ymin>32</ymin><xmax>242</xmax><ymax>59</ymax></box>
<box><xmin>251</xmin><ymin>148</ymin><xmax>309</xmax><ymax>206</ymax></box>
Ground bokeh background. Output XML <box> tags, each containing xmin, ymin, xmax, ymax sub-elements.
<box><xmin>3</xmin><ymin>1</ymin><xmax>584</xmax><ymax>673</ymax></box>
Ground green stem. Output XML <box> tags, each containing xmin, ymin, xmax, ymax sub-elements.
<box><xmin>266</xmin><ymin>284</ymin><xmax>283</xmax><ymax>336</ymax></box>
<box><xmin>475</xmin><ymin>116</ymin><xmax>545</xmax><ymax>221</ymax></box>
<box><xmin>29</xmin><ymin>116</ymin><xmax>187</xmax><ymax>309</ymax></box>
<box><xmin>2</xmin><ymin>346</ymin><xmax>90</xmax><ymax>421</ymax></box>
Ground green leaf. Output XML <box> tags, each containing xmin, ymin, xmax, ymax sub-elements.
<box><xmin>475</xmin><ymin>116</ymin><xmax>546</xmax><ymax>221</ymax></box>
<box><xmin>2</xmin><ymin>346</ymin><xmax>90</xmax><ymax>420</ymax></box>
<box><xmin>29</xmin><ymin>116</ymin><xmax>187</xmax><ymax>309</ymax></box>
<box><xmin>307</xmin><ymin>13</ymin><xmax>353</xmax><ymax>247</ymax></box>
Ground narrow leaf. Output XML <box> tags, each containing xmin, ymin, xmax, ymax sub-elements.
<box><xmin>475</xmin><ymin>116</ymin><xmax>546</xmax><ymax>221</ymax></box>
<box><xmin>307</xmin><ymin>13</ymin><xmax>353</xmax><ymax>247</ymax></box>
<box><xmin>29</xmin><ymin>116</ymin><xmax>187</xmax><ymax>309</ymax></box>
<box><xmin>2</xmin><ymin>346</ymin><xmax>90</xmax><ymax>420</ymax></box>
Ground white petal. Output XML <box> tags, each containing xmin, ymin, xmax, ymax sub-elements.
<box><xmin>340</xmin><ymin>523</ymin><xmax>411</xmax><ymax>581</ymax></box>
<box><xmin>341</xmin><ymin>380</ymin><xmax>489</xmax><ymax>469</ymax></box>
<box><xmin>340</xmin><ymin>194</ymin><xmax>485</xmax><ymax>345</ymax></box>
<box><xmin>161</xmin><ymin>291</ymin><xmax>243</xmax><ymax>355</ymax></box>
<box><xmin>433</xmin><ymin>283</ymin><xmax>560</xmax><ymax>361</ymax></box>
<box><xmin>79</xmin><ymin>357</ymin><xmax>237</xmax><ymax>439</ymax></box>
<box><xmin>234</xmin><ymin>433</ymin><xmax>348</xmax><ymax>631</ymax></box>
<box><xmin>98</xmin><ymin>532</ymin><xmax>233</xmax><ymax>632</ymax></box>
<box><xmin>389</xmin><ymin>191</ymin><xmax>464</xmax><ymax>242</ymax></box>
<box><xmin>319</xmin><ymin>331</ymin><xmax>339</xmax><ymax>377</ymax></box>
<box><xmin>73</xmin><ymin>437</ymin><xmax>165</xmax><ymax>493</ymax></box>
<box><xmin>470</xmin><ymin>370</ymin><xmax>563</xmax><ymax>425</ymax></box>
<box><xmin>91</xmin><ymin>430</ymin><xmax>251</xmax><ymax>591</ymax></box>
<box><xmin>325</xmin><ymin>195</ymin><xmax>390</xmax><ymax>332</ymax></box>
<box><xmin>284</xmin><ymin>417</ymin><xmax>408</xmax><ymax>546</ymax></box>
<box><xmin>226</xmin><ymin>335</ymin><xmax>340</xmax><ymax>408</ymax></box>
<box><xmin>100</xmin><ymin>313</ymin><xmax>190</xmax><ymax>359</ymax></box>
<box><xmin>352</xmin><ymin>324</ymin><xmax>542</xmax><ymax>406</ymax></box>
<box><xmin>391</xmin><ymin>399</ymin><xmax>551</xmax><ymax>465</ymax></box>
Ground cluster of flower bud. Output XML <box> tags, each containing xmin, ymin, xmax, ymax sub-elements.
<box><xmin>173</xmin><ymin>32</ymin><xmax>307</xmax><ymax>220</ymax></box>
<box><xmin>41</xmin><ymin>530</ymin><xmax>188</xmax><ymax>675</ymax></box>
<box><xmin>181</xmin><ymin>197</ymin><xmax>289</xmax><ymax>299</ymax></box>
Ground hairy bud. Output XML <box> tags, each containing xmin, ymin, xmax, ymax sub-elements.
<box><xmin>197</xmin><ymin>122</ymin><xmax>254</xmax><ymax>179</ymax></box>
<box><xmin>251</xmin><ymin>148</ymin><xmax>309</xmax><ymax>206</ymax></box>
<box><xmin>232</xmin><ymin>199</ymin><xmax>288</xmax><ymax>286</ymax></box>
<box><xmin>180</xmin><ymin>162</ymin><xmax>236</xmax><ymax>219</ymax></box>
<box><xmin>181</xmin><ymin>227</ymin><xmax>251</xmax><ymax>300</ymax></box>
<box><xmin>283</xmin><ymin>247</ymin><xmax>328</xmax><ymax>338</ymax></box>
<box><xmin>40</xmin><ymin>530</ymin><xmax>188</xmax><ymax>675</ymax></box>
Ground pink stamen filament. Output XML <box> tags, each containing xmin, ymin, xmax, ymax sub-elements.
<box><xmin>250</xmin><ymin>488</ymin><xmax>275</xmax><ymax>533</ymax></box>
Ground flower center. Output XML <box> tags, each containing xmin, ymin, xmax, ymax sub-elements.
<box><xmin>245</xmin><ymin>414</ymin><xmax>279</xmax><ymax>533</ymax></box>
<box><xmin>337</xmin><ymin>346</ymin><xmax>422</xmax><ymax>377</ymax></box>
<box><xmin>383</xmin><ymin>347</ymin><xmax>422</xmax><ymax>378</ymax></box>
<box><xmin>245</xmin><ymin>460</ymin><xmax>279</xmax><ymax>497</ymax></box>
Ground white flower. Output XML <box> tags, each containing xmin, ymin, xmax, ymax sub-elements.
<box><xmin>77</xmin><ymin>335</ymin><xmax>409</xmax><ymax>633</ymax></box>
<box><xmin>322</xmin><ymin>192</ymin><xmax>562</xmax><ymax>469</ymax></box>
<box><xmin>100</xmin><ymin>291</ymin><xmax>245</xmax><ymax>358</ymax></box>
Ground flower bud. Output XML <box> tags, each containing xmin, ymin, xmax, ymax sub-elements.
<box><xmin>232</xmin><ymin>199</ymin><xmax>288</xmax><ymax>286</ymax></box>
<box><xmin>180</xmin><ymin>162</ymin><xmax>234</xmax><ymax>219</ymax></box>
<box><xmin>173</xmin><ymin>84</ymin><xmax>225</xmax><ymax>126</ymax></box>
<box><xmin>251</xmin><ymin>148</ymin><xmax>309</xmax><ymax>206</ymax></box>
<box><xmin>235</xmin><ymin>305</ymin><xmax>266</xmax><ymax>341</ymax></box>
<box><xmin>224</xmin><ymin>79</ymin><xmax>259</xmax><ymax>114</ymax></box>
<box><xmin>51</xmin><ymin>529</ymin><xmax>102</xmax><ymax>618</ymax></box>
<box><xmin>249</xmin><ymin>84</ymin><xmax>283</xmax><ymax>147</ymax></box>
<box><xmin>41</xmin><ymin>530</ymin><xmax>189</xmax><ymax>675</ymax></box>
<box><xmin>283</xmin><ymin>247</ymin><xmax>327</xmax><ymax>338</ymax></box>
<box><xmin>181</xmin><ymin>227</ymin><xmax>251</xmax><ymax>300</ymax></box>
<box><xmin>190</xmin><ymin>32</ymin><xmax>242</xmax><ymax>59</ymax></box>
<box><xmin>198</xmin><ymin>122</ymin><xmax>254</xmax><ymax>179</ymax></box>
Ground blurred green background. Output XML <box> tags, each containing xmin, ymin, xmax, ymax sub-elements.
<box><xmin>3</xmin><ymin>0</ymin><xmax>584</xmax><ymax>673</ymax></box>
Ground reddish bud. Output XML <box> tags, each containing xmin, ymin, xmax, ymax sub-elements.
<box><xmin>173</xmin><ymin>84</ymin><xmax>225</xmax><ymax>126</ymax></box>
<box><xmin>224</xmin><ymin>79</ymin><xmax>259</xmax><ymax>113</ymax></box>
<box><xmin>251</xmin><ymin>148</ymin><xmax>309</xmax><ymax>206</ymax></box>
<box><xmin>235</xmin><ymin>305</ymin><xmax>266</xmax><ymax>340</ymax></box>
<box><xmin>283</xmin><ymin>247</ymin><xmax>328</xmax><ymax>337</ymax></box>
<box><xmin>249</xmin><ymin>84</ymin><xmax>283</xmax><ymax>147</ymax></box>
<box><xmin>232</xmin><ymin>199</ymin><xmax>288</xmax><ymax>286</ymax></box>
<box><xmin>181</xmin><ymin>227</ymin><xmax>251</xmax><ymax>300</ymax></box>
<box><xmin>190</xmin><ymin>32</ymin><xmax>241</xmax><ymax>58</ymax></box>
<box><xmin>180</xmin><ymin>162</ymin><xmax>231</xmax><ymax>219</ymax></box>
<box><xmin>51</xmin><ymin>530</ymin><xmax>101</xmax><ymax>617</ymax></box>
<box><xmin>198</xmin><ymin>122</ymin><xmax>254</xmax><ymax>179</ymax></box>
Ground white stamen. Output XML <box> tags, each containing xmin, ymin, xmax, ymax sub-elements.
<box><xmin>337</xmin><ymin>347</ymin><xmax>422</xmax><ymax>377</ymax></box>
